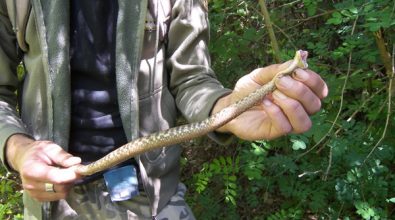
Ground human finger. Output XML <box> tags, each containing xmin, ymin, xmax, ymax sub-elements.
<box><xmin>249</xmin><ymin>60</ymin><xmax>295</xmax><ymax>85</ymax></box>
<box><xmin>21</xmin><ymin>173</ymin><xmax>73</xmax><ymax>202</ymax></box>
<box><xmin>272</xmin><ymin>91</ymin><xmax>312</xmax><ymax>133</ymax></box>
<box><xmin>22</xmin><ymin>179</ymin><xmax>72</xmax><ymax>194</ymax></box>
<box><xmin>293</xmin><ymin>69</ymin><xmax>328</xmax><ymax>99</ymax></box>
<box><xmin>20</xmin><ymin>158</ymin><xmax>80</xmax><ymax>185</ymax></box>
<box><xmin>42</xmin><ymin>142</ymin><xmax>81</xmax><ymax>168</ymax></box>
<box><xmin>275</xmin><ymin>76</ymin><xmax>322</xmax><ymax>115</ymax></box>
<box><xmin>27</xmin><ymin>188</ymin><xmax>69</xmax><ymax>202</ymax></box>
<box><xmin>261</xmin><ymin>99</ymin><xmax>292</xmax><ymax>139</ymax></box>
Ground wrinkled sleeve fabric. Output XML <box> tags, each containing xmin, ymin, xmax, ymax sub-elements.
<box><xmin>167</xmin><ymin>0</ymin><xmax>232</xmax><ymax>144</ymax></box>
<box><xmin>0</xmin><ymin>2</ymin><xmax>29</xmax><ymax>170</ymax></box>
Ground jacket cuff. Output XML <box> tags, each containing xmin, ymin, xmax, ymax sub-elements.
<box><xmin>0</xmin><ymin>128</ymin><xmax>30</xmax><ymax>172</ymax></box>
<box><xmin>200</xmin><ymin>88</ymin><xmax>234</xmax><ymax>145</ymax></box>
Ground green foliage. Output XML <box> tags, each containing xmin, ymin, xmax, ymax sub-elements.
<box><xmin>1</xmin><ymin>65</ymin><xmax>24</xmax><ymax>219</ymax></box>
<box><xmin>354</xmin><ymin>201</ymin><xmax>384</xmax><ymax>220</ymax></box>
<box><xmin>2</xmin><ymin>0</ymin><xmax>394</xmax><ymax>219</ymax></box>
<box><xmin>267</xmin><ymin>208</ymin><xmax>303</xmax><ymax>220</ymax></box>
<box><xmin>183</xmin><ymin>0</ymin><xmax>395</xmax><ymax>219</ymax></box>
<box><xmin>194</xmin><ymin>156</ymin><xmax>239</xmax><ymax>205</ymax></box>
<box><xmin>0</xmin><ymin>166</ymin><xmax>23</xmax><ymax>220</ymax></box>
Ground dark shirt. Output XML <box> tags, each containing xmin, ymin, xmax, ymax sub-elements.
<box><xmin>69</xmin><ymin>0</ymin><xmax>133</xmax><ymax>182</ymax></box>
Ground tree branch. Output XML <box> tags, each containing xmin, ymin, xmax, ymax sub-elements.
<box><xmin>364</xmin><ymin>43</ymin><xmax>395</xmax><ymax>162</ymax></box>
<box><xmin>374</xmin><ymin>29</ymin><xmax>395</xmax><ymax>95</ymax></box>
<box><xmin>258</xmin><ymin>0</ymin><xmax>281</xmax><ymax>62</ymax></box>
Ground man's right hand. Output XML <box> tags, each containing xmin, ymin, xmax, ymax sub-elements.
<box><xmin>5</xmin><ymin>134</ymin><xmax>82</xmax><ymax>202</ymax></box>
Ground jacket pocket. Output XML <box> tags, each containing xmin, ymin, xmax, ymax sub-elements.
<box><xmin>140</xmin><ymin>144</ymin><xmax>182</xmax><ymax>177</ymax></box>
<box><xmin>138</xmin><ymin>87</ymin><xmax>177</xmax><ymax>163</ymax></box>
<box><xmin>147</xmin><ymin>0</ymin><xmax>172</xmax><ymax>42</ymax></box>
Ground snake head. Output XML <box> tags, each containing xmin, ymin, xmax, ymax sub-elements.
<box><xmin>295</xmin><ymin>50</ymin><xmax>308</xmax><ymax>69</ymax></box>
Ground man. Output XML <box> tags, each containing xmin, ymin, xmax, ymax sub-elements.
<box><xmin>0</xmin><ymin>0</ymin><xmax>328</xmax><ymax>219</ymax></box>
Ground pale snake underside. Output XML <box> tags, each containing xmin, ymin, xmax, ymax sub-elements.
<box><xmin>75</xmin><ymin>50</ymin><xmax>309</xmax><ymax>176</ymax></box>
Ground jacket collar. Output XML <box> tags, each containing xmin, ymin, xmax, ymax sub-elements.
<box><xmin>114</xmin><ymin>0</ymin><xmax>148</xmax><ymax>141</ymax></box>
<box><xmin>31</xmin><ymin>0</ymin><xmax>71</xmax><ymax>147</ymax></box>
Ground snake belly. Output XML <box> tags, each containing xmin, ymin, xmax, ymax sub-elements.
<box><xmin>75</xmin><ymin>50</ymin><xmax>308</xmax><ymax>176</ymax></box>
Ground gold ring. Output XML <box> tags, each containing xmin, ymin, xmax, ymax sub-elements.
<box><xmin>44</xmin><ymin>183</ymin><xmax>55</xmax><ymax>193</ymax></box>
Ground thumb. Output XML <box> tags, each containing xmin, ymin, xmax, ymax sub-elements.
<box><xmin>43</xmin><ymin>142</ymin><xmax>81</xmax><ymax>168</ymax></box>
<box><xmin>250</xmin><ymin>60</ymin><xmax>294</xmax><ymax>85</ymax></box>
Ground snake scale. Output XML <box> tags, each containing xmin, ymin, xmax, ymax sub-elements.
<box><xmin>75</xmin><ymin>50</ymin><xmax>309</xmax><ymax>176</ymax></box>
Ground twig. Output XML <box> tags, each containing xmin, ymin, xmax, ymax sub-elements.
<box><xmin>283</xmin><ymin>10</ymin><xmax>337</xmax><ymax>32</ymax></box>
<box><xmin>298</xmin><ymin>170</ymin><xmax>322</xmax><ymax>178</ymax></box>
<box><xmin>297</xmin><ymin>10</ymin><xmax>337</xmax><ymax>22</ymax></box>
<box><xmin>329</xmin><ymin>86</ymin><xmax>386</xmax><ymax>137</ymax></box>
<box><xmin>297</xmin><ymin>16</ymin><xmax>359</xmax><ymax>160</ymax></box>
<box><xmin>364</xmin><ymin>44</ymin><xmax>395</xmax><ymax>162</ymax></box>
<box><xmin>258</xmin><ymin>0</ymin><xmax>281</xmax><ymax>62</ymax></box>
<box><xmin>322</xmin><ymin>145</ymin><xmax>333</xmax><ymax>181</ymax></box>
<box><xmin>364</xmin><ymin>101</ymin><xmax>387</xmax><ymax>135</ymax></box>
<box><xmin>374</xmin><ymin>29</ymin><xmax>395</xmax><ymax>95</ymax></box>
<box><xmin>337</xmin><ymin>202</ymin><xmax>345</xmax><ymax>219</ymax></box>
<box><xmin>317</xmin><ymin>86</ymin><xmax>386</xmax><ymax>144</ymax></box>
<box><xmin>272</xmin><ymin>23</ymin><xmax>298</xmax><ymax>49</ymax></box>
<box><xmin>319</xmin><ymin>87</ymin><xmax>382</xmax><ymax>139</ymax></box>
<box><xmin>345</xmin><ymin>87</ymin><xmax>386</xmax><ymax>123</ymax></box>
<box><xmin>249</xmin><ymin>6</ymin><xmax>297</xmax><ymax>49</ymax></box>
<box><xmin>277</xmin><ymin>0</ymin><xmax>302</xmax><ymax>9</ymax></box>
<box><xmin>253</xmin><ymin>5</ymin><xmax>333</xmax><ymax>53</ymax></box>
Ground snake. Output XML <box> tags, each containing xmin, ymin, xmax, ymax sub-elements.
<box><xmin>75</xmin><ymin>50</ymin><xmax>308</xmax><ymax>176</ymax></box>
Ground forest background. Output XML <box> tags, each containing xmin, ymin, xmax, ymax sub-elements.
<box><xmin>1</xmin><ymin>0</ymin><xmax>394</xmax><ymax>219</ymax></box>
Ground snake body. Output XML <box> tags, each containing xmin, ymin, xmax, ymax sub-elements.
<box><xmin>76</xmin><ymin>50</ymin><xmax>308</xmax><ymax>176</ymax></box>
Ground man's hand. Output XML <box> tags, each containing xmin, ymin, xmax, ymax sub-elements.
<box><xmin>6</xmin><ymin>134</ymin><xmax>81</xmax><ymax>202</ymax></box>
<box><xmin>212</xmin><ymin>60</ymin><xmax>328</xmax><ymax>140</ymax></box>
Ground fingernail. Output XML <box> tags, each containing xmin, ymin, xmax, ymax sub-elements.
<box><xmin>322</xmin><ymin>85</ymin><xmax>329</xmax><ymax>98</ymax></box>
<box><xmin>277</xmin><ymin>76</ymin><xmax>293</xmax><ymax>88</ymax></box>
<box><xmin>294</xmin><ymin>69</ymin><xmax>309</xmax><ymax>81</ymax></box>
<box><xmin>273</xmin><ymin>91</ymin><xmax>287</xmax><ymax>100</ymax></box>
<box><xmin>263</xmin><ymin>99</ymin><xmax>272</xmax><ymax>107</ymax></box>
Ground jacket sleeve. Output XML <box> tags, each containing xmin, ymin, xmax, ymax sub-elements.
<box><xmin>166</xmin><ymin>0</ymin><xmax>233</xmax><ymax>143</ymax></box>
<box><xmin>0</xmin><ymin>2</ymin><xmax>29</xmax><ymax>170</ymax></box>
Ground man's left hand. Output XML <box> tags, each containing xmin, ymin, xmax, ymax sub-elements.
<box><xmin>212</xmin><ymin>60</ymin><xmax>328</xmax><ymax>140</ymax></box>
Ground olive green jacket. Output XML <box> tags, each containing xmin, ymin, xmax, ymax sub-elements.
<box><xmin>0</xmin><ymin>0</ymin><xmax>230</xmax><ymax>218</ymax></box>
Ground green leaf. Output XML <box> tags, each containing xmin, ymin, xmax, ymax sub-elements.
<box><xmin>228</xmin><ymin>175</ymin><xmax>237</xmax><ymax>182</ymax></box>
<box><xmin>251</xmin><ymin>142</ymin><xmax>266</xmax><ymax>156</ymax></box>
<box><xmin>355</xmin><ymin>201</ymin><xmax>379</xmax><ymax>219</ymax></box>
<box><xmin>349</xmin><ymin>7</ymin><xmax>358</xmax><ymax>14</ymax></box>
<box><xmin>219</xmin><ymin>156</ymin><xmax>226</xmax><ymax>166</ymax></box>
<box><xmin>291</xmin><ymin>139</ymin><xmax>307</xmax><ymax>150</ymax></box>
<box><xmin>387</xmin><ymin>198</ymin><xmax>395</xmax><ymax>203</ymax></box>
<box><xmin>226</xmin><ymin>156</ymin><xmax>233</xmax><ymax>166</ymax></box>
<box><xmin>326</xmin><ymin>12</ymin><xmax>343</xmax><ymax>25</ymax></box>
<box><xmin>228</xmin><ymin>182</ymin><xmax>237</xmax><ymax>189</ymax></box>
<box><xmin>243</xmin><ymin>28</ymin><xmax>258</xmax><ymax>41</ymax></box>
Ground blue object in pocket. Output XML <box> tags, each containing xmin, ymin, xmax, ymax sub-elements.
<box><xmin>103</xmin><ymin>165</ymin><xmax>139</xmax><ymax>202</ymax></box>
